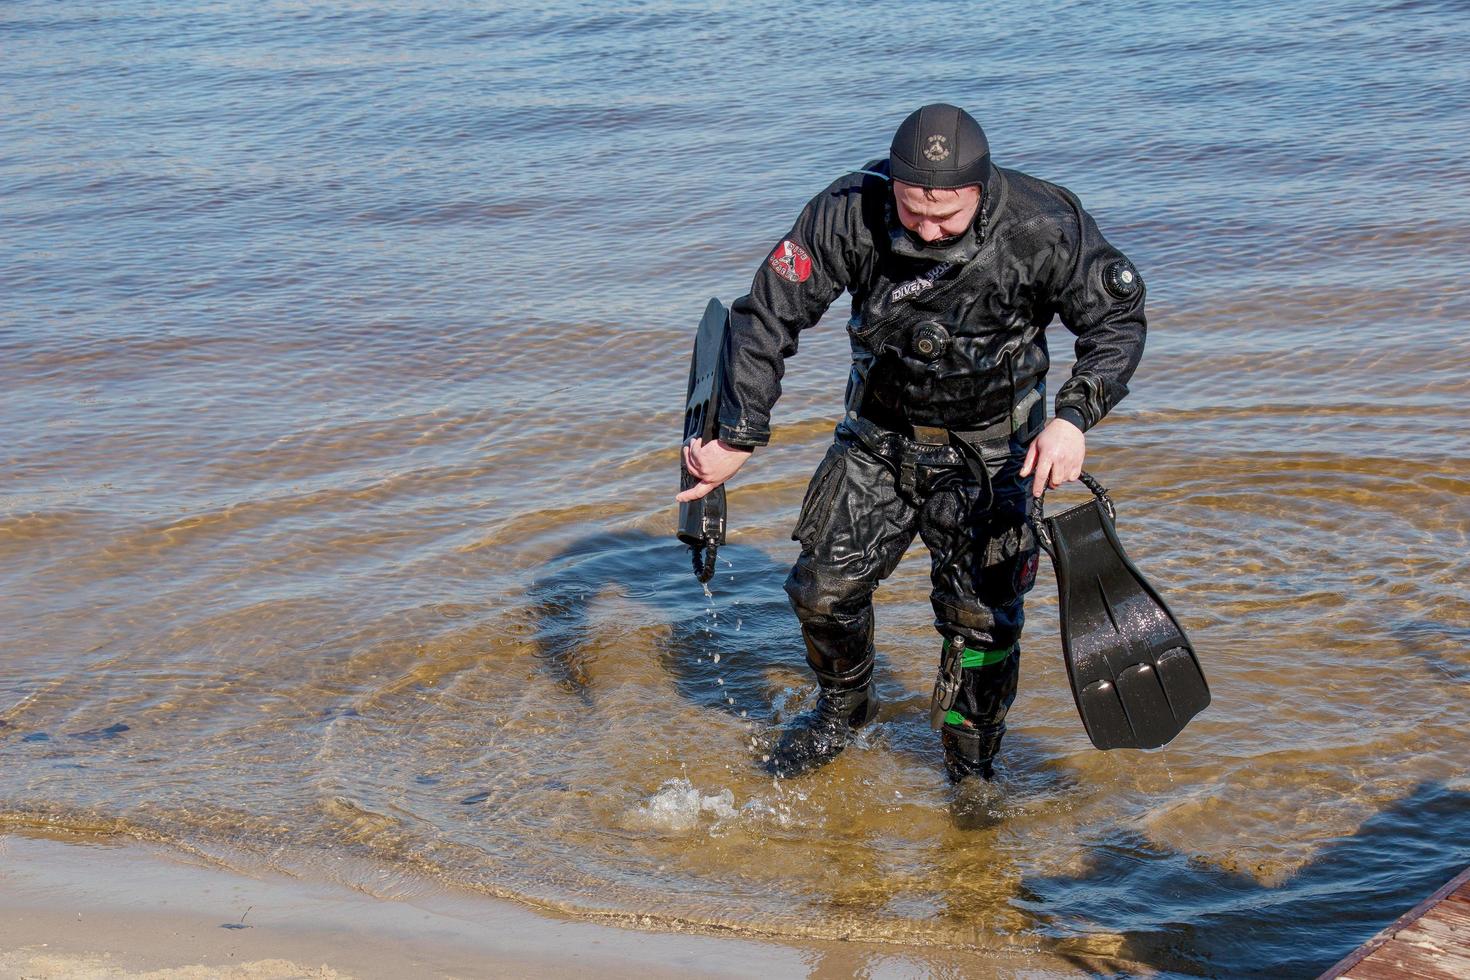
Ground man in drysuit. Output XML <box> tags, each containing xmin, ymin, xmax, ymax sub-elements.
<box><xmin>678</xmin><ymin>104</ymin><xmax>1146</xmax><ymax>783</ymax></box>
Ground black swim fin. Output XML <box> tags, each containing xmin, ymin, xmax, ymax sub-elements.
<box><xmin>677</xmin><ymin>298</ymin><xmax>729</xmax><ymax>583</ymax></box>
<box><xmin>1034</xmin><ymin>473</ymin><xmax>1210</xmax><ymax>750</ymax></box>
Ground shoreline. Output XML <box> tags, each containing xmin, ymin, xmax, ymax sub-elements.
<box><xmin>0</xmin><ymin>832</ymin><xmax>1065</xmax><ymax>978</ymax></box>
<box><xmin>0</xmin><ymin>832</ymin><xmax>805</xmax><ymax>979</ymax></box>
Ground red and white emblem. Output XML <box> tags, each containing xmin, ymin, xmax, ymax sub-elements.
<box><xmin>1017</xmin><ymin>551</ymin><xmax>1040</xmax><ymax>593</ymax></box>
<box><xmin>767</xmin><ymin>239</ymin><xmax>812</xmax><ymax>283</ymax></box>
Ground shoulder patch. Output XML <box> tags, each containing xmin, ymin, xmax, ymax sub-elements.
<box><xmin>768</xmin><ymin>239</ymin><xmax>812</xmax><ymax>283</ymax></box>
<box><xmin>1103</xmin><ymin>258</ymin><xmax>1141</xmax><ymax>299</ymax></box>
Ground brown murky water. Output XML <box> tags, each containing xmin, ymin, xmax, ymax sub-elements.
<box><xmin>3</xmin><ymin>2</ymin><xmax>1469</xmax><ymax>975</ymax></box>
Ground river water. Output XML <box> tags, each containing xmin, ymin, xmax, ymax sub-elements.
<box><xmin>3</xmin><ymin>1</ymin><xmax>1468</xmax><ymax>976</ymax></box>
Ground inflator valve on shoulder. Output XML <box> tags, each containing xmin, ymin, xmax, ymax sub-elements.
<box><xmin>1103</xmin><ymin>259</ymin><xmax>1141</xmax><ymax>300</ymax></box>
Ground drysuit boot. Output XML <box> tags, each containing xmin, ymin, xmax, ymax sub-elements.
<box><xmin>941</xmin><ymin>721</ymin><xmax>1005</xmax><ymax>783</ymax></box>
<box><xmin>766</xmin><ymin>660</ymin><xmax>880</xmax><ymax>778</ymax></box>
<box><xmin>944</xmin><ymin>722</ymin><xmax>1008</xmax><ymax>831</ymax></box>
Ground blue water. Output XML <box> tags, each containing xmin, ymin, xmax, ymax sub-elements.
<box><xmin>3</xmin><ymin>2</ymin><xmax>1469</xmax><ymax>976</ymax></box>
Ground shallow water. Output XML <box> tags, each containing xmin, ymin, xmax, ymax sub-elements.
<box><xmin>3</xmin><ymin>1</ymin><xmax>1469</xmax><ymax>975</ymax></box>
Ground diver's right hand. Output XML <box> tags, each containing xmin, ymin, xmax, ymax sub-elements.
<box><xmin>677</xmin><ymin>437</ymin><xmax>752</xmax><ymax>502</ymax></box>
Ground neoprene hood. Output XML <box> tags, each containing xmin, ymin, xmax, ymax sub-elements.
<box><xmin>889</xmin><ymin>103</ymin><xmax>991</xmax><ymax>190</ymax></box>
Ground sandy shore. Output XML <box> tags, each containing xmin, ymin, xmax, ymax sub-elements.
<box><xmin>0</xmin><ymin>833</ymin><xmax>1066</xmax><ymax>979</ymax></box>
<box><xmin>0</xmin><ymin>833</ymin><xmax>808</xmax><ymax>979</ymax></box>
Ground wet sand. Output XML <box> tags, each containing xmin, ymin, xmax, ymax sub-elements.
<box><xmin>0</xmin><ymin>834</ymin><xmax>807</xmax><ymax>979</ymax></box>
<box><xmin>0</xmin><ymin>834</ymin><xmax>1080</xmax><ymax>979</ymax></box>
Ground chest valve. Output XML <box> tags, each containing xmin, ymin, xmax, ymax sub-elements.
<box><xmin>910</xmin><ymin>321</ymin><xmax>952</xmax><ymax>362</ymax></box>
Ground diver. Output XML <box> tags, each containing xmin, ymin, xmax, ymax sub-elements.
<box><xmin>677</xmin><ymin>104</ymin><xmax>1147</xmax><ymax>785</ymax></box>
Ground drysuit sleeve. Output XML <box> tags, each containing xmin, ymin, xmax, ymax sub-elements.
<box><xmin>716</xmin><ymin>185</ymin><xmax>856</xmax><ymax>448</ymax></box>
<box><xmin>1047</xmin><ymin>194</ymin><xmax>1147</xmax><ymax>433</ymax></box>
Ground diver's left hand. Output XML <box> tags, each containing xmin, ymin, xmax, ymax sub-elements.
<box><xmin>1020</xmin><ymin>418</ymin><xmax>1085</xmax><ymax>498</ymax></box>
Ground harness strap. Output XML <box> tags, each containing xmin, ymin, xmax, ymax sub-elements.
<box><xmin>863</xmin><ymin>385</ymin><xmax>1043</xmax><ymax>449</ymax></box>
<box><xmin>952</xmin><ymin>385</ymin><xmax>1043</xmax><ymax>445</ymax></box>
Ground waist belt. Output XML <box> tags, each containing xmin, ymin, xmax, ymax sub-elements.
<box><xmin>860</xmin><ymin>385</ymin><xmax>1043</xmax><ymax>448</ymax></box>
<box><xmin>848</xmin><ymin>386</ymin><xmax>1044</xmax><ymax>509</ymax></box>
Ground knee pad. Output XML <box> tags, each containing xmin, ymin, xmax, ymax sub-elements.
<box><xmin>786</xmin><ymin>562</ymin><xmax>877</xmax><ymax>677</ymax></box>
<box><xmin>785</xmin><ymin>559</ymin><xmax>872</xmax><ymax>622</ymax></box>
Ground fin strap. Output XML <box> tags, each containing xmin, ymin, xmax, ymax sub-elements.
<box><xmin>1031</xmin><ymin>468</ymin><xmax>1114</xmax><ymax>554</ymax></box>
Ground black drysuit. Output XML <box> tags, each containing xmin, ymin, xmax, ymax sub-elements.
<box><xmin>718</xmin><ymin>158</ymin><xmax>1146</xmax><ymax>772</ymax></box>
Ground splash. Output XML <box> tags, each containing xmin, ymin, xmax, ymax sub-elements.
<box><xmin>626</xmin><ymin>778</ymin><xmax>737</xmax><ymax>833</ymax></box>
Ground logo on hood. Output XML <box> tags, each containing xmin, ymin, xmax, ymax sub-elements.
<box><xmin>923</xmin><ymin>134</ymin><xmax>951</xmax><ymax>162</ymax></box>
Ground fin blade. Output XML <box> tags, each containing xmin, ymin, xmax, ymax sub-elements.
<box><xmin>1115</xmin><ymin>662</ymin><xmax>1177</xmax><ymax>749</ymax></box>
<box><xmin>1156</xmin><ymin>646</ymin><xmax>1212</xmax><ymax>723</ymax></box>
<box><xmin>677</xmin><ymin>299</ymin><xmax>730</xmax><ymax>554</ymax></box>
<box><xmin>1077</xmin><ymin>678</ymin><xmax>1136</xmax><ymax>750</ymax></box>
<box><xmin>1045</xmin><ymin>497</ymin><xmax>1210</xmax><ymax>751</ymax></box>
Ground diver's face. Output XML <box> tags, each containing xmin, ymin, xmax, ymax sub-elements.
<box><xmin>892</xmin><ymin>181</ymin><xmax>982</xmax><ymax>243</ymax></box>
